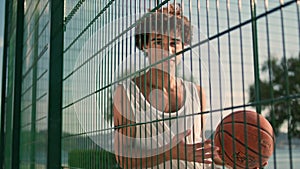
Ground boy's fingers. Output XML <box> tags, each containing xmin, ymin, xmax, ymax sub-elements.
<box><xmin>186</xmin><ymin>142</ymin><xmax>205</xmax><ymax>149</ymax></box>
<box><xmin>203</xmin><ymin>159</ymin><xmax>213</xmax><ymax>164</ymax></box>
<box><xmin>213</xmin><ymin>156</ymin><xmax>225</xmax><ymax>165</ymax></box>
<box><xmin>204</xmin><ymin>139</ymin><xmax>212</xmax><ymax>144</ymax></box>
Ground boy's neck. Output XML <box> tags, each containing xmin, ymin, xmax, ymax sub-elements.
<box><xmin>146</xmin><ymin>68</ymin><xmax>180</xmax><ymax>90</ymax></box>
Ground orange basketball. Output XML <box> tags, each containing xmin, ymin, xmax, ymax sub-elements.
<box><xmin>214</xmin><ymin>110</ymin><xmax>275</xmax><ymax>169</ymax></box>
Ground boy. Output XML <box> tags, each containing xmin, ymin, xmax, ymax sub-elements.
<box><xmin>113</xmin><ymin>3</ymin><xmax>220</xmax><ymax>169</ymax></box>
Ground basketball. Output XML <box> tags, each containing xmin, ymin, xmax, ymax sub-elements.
<box><xmin>214</xmin><ymin>110</ymin><xmax>275</xmax><ymax>169</ymax></box>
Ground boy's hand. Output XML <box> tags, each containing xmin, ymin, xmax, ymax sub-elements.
<box><xmin>168</xmin><ymin>129</ymin><xmax>220</xmax><ymax>164</ymax></box>
<box><xmin>213</xmin><ymin>155</ymin><xmax>224</xmax><ymax>165</ymax></box>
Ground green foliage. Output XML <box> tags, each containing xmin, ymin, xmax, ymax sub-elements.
<box><xmin>249</xmin><ymin>54</ymin><xmax>300</xmax><ymax>138</ymax></box>
<box><xmin>68</xmin><ymin>149</ymin><xmax>120</xmax><ymax>169</ymax></box>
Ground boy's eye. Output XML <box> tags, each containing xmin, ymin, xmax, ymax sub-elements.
<box><xmin>170</xmin><ymin>42</ymin><xmax>176</xmax><ymax>47</ymax></box>
<box><xmin>170</xmin><ymin>41</ymin><xmax>181</xmax><ymax>47</ymax></box>
<box><xmin>154</xmin><ymin>41</ymin><xmax>162</xmax><ymax>45</ymax></box>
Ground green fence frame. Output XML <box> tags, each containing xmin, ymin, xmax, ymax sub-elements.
<box><xmin>1</xmin><ymin>0</ymin><xmax>64</xmax><ymax>168</ymax></box>
<box><xmin>47</xmin><ymin>0</ymin><xmax>64</xmax><ymax>168</ymax></box>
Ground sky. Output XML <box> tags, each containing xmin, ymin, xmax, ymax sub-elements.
<box><xmin>0</xmin><ymin>0</ymin><xmax>5</xmax><ymax>106</ymax></box>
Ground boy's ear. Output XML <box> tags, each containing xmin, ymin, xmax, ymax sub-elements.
<box><xmin>143</xmin><ymin>48</ymin><xmax>148</xmax><ymax>57</ymax></box>
<box><xmin>143</xmin><ymin>43</ymin><xmax>149</xmax><ymax>50</ymax></box>
<box><xmin>142</xmin><ymin>44</ymin><xmax>149</xmax><ymax>57</ymax></box>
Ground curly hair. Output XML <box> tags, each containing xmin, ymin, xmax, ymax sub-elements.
<box><xmin>135</xmin><ymin>3</ymin><xmax>193</xmax><ymax>50</ymax></box>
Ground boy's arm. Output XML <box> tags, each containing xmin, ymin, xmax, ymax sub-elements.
<box><xmin>196</xmin><ymin>85</ymin><xmax>206</xmax><ymax>139</ymax></box>
<box><xmin>114</xmin><ymin>85</ymin><xmax>218</xmax><ymax>169</ymax></box>
<box><xmin>113</xmin><ymin>85</ymin><xmax>171</xmax><ymax>169</ymax></box>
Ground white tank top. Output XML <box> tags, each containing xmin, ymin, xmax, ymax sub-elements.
<box><xmin>121</xmin><ymin>79</ymin><xmax>210</xmax><ymax>169</ymax></box>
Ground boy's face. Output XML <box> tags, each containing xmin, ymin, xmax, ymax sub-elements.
<box><xmin>145</xmin><ymin>33</ymin><xmax>185</xmax><ymax>71</ymax></box>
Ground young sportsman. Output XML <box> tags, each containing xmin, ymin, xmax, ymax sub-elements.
<box><xmin>113</xmin><ymin>3</ymin><xmax>221</xmax><ymax>169</ymax></box>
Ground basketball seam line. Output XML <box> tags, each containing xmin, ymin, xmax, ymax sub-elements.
<box><xmin>217</xmin><ymin>130</ymin><xmax>245</xmax><ymax>169</ymax></box>
<box><xmin>215</xmin><ymin>129</ymin><xmax>270</xmax><ymax>159</ymax></box>
<box><xmin>221</xmin><ymin>121</ymin><xmax>274</xmax><ymax>141</ymax></box>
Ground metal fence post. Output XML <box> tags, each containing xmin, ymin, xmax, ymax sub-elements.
<box><xmin>11</xmin><ymin>0</ymin><xmax>24</xmax><ymax>168</ymax></box>
<box><xmin>0</xmin><ymin>0</ymin><xmax>9</xmax><ymax>168</ymax></box>
<box><xmin>250</xmin><ymin>0</ymin><xmax>261</xmax><ymax>114</ymax></box>
<box><xmin>47</xmin><ymin>0</ymin><xmax>64</xmax><ymax>168</ymax></box>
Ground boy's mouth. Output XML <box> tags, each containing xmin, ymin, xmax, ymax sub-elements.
<box><xmin>162</xmin><ymin>60</ymin><xmax>176</xmax><ymax>66</ymax></box>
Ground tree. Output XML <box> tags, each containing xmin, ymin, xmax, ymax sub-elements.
<box><xmin>249</xmin><ymin>54</ymin><xmax>300</xmax><ymax>138</ymax></box>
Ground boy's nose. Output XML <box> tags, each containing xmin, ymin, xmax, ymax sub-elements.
<box><xmin>161</xmin><ymin>43</ymin><xmax>174</xmax><ymax>54</ymax></box>
<box><xmin>161</xmin><ymin>47</ymin><xmax>174</xmax><ymax>57</ymax></box>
